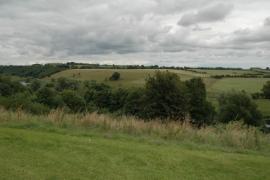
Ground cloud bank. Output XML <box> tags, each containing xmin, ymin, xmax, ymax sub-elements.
<box><xmin>0</xmin><ymin>0</ymin><xmax>269</xmax><ymax>67</ymax></box>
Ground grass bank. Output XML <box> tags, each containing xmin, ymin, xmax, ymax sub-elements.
<box><xmin>1</xmin><ymin>108</ymin><xmax>269</xmax><ymax>152</ymax></box>
<box><xmin>1</xmin><ymin>109</ymin><xmax>270</xmax><ymax>179</ymax></box>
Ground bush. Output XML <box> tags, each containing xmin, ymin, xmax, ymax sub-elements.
<box><xmin>0</xmin><ymin>76</ymin><xmax>26</xmax><ymax>96</ymax></box>
<box><xmin>55</xmin><ymin>77</ymin><xmax>80</xmax><ymax>91</ymax></box>
<box><xmin>84</xmin><ymin>82</ymin><xmax>112</xmax><ymax>109</ymax></box>
<box><xmin>109</xmin><ymin>72</ymin><xmax>120</xmax><ymax>81</ymax></box>
<box><xmin>185</xmin><ymin>78</ymin><xmax>215</xmax><ymax>126</ymax></box>
<box><xmin>0</xmin><ymin>92</ymin><xmax>49</xmax><ymax>114</ymax></box>
<box><xmin>36</xmin><ymin>87</ymin><xmax>64</xmax><ymax>108</ymax></box>
<box><xmin>0</xmin><ymin>82</ymin><xmax>12</xmax><ymax>96</ymax></box>
<box><xmin>251</xmin><ymin>92</ymin><xmax>264</xmax><ymax>99</ymax></box>
<box><xmin>142</xmin><ymin>71</ymin><xmax>188</xmax><ymax>120</ymax></box>
<box><xmin>262</xmin><ymin>81</ymin><xmax>270</xmax><ymax>99</ymax></box>
<box><xmin>123</xmin><ymin>88</ymin><xmax>145</xmax><ymax>117</ymax></box>
<box><xmin>62</xmin><ymin>90</ymin><xmax>85</xmax><ymax>112</ymax></box>
<box><xmin>217</xmin><ymin>91</ymin><xmax>262</xmax><ymax>126</ymax></box>
<box><xmin>30</xmin><ymin>79</ymin><xmax>42</xmax><ymax>92</ymax></box>
<box><xmin>109</xmin><ymin>88</ymin><xmax>129</xmax><ymax>112</ymax></box>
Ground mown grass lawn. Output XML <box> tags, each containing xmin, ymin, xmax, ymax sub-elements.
<box><xmin>0</xmin><ymin>126</ymin><xmax>270</xmax><ymax>180</ymax></box>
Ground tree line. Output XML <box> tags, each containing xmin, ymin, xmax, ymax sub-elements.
<box><xmin>0</xmin><ymin>71</ymin><xmax>268</xmax><ymax>127</ymax></box>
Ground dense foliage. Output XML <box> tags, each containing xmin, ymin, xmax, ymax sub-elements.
<box><xmin>185</xmin><ymin>78</ymin><xmax>215</xmax><ymax>126</ymax></box>
<box><xmin>0</xmin><ymin>64</ymin><xmax>68</xmax><ymax>78</ymax></box>
<box><xmin>0</xmin><ymin>71</ymin><xmax>264</xmax><ymax>127</ymax></box>
<box><xmin>218</xmin><ymin>91</ymin><xmax>262</xmax><ymax>126</ymax></box>
<box><xmin>262</xmin><ymin>81</ymin><xmax>270</xmax><ymax>99</ymax></box>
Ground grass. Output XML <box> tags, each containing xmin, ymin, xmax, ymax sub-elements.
<box><xmin>207</xmin><ymin>78</ymin><xmax>270</xmax><ymax>95</ymax></box>
<box><xmin>256</xmin><ymin>99</ymin><xmax>270</xmax><ymax>117</ymax></box>
<box><xmin>1</xmin><ymin>127</ymin><xmax>270</xmax><ymax>180</ymax></box>
<box><xmin>191</xmin><ymin>69</ymin><xmax>259</xmax><ymax>76</ymax></box>
<box><xmin>0</xmin><ymin>109</ymin><xmax>270</xmax><ymax>179</ymax></box>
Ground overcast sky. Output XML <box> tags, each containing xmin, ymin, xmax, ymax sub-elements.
<box><xmin>0</xmin><ymin>0</ymin><xmax>269</xmax><ymax>67</ymax></box>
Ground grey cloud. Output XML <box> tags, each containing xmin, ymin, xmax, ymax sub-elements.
<box><xmin>178</xmin><ymin>3</ymin><xmax>233</xmax><ymax>26</ymax></box>
<box><xmin>264</xmin><ymin>17</ymin><xmax>270</xmax><ymax>26</ymax></box>
<box><xmin>232</xmin><ymin>18</ymin><xmax>270</xmax><ymax>45</ymax></box>
<box><xmin>0</xmin><ymin>0</ymin><xmax>269</xmax><ymax>67</ymax></box>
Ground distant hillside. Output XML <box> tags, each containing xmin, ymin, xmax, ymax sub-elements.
<box><xmin>0</xmin><ymin>64</ymin><xmax>68</xmax><ymax>78</ymax></box>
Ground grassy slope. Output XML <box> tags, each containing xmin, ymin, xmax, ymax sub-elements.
<box><xmin>207</xmin><ymin>78</ymin><xmax>270</xmax><ymax>94</ymax></box>
<box><xmin>1</xmin><ymin>125</ymin><xmax>270</xmax><ymax>180</ymax></box>
<box><xmin>190</xmin><ymin>69</ymin><xmax>259</xmax><ymax>76</ymax></box>
<box><xmin>256</xmin><ymin>99</ymin><xmax>270</xmax><ymax>117</ymax></box>
<box><xmin>49</xmin><ymin>69</ymin><xmax>205</xmax><ymax>88</ymax></box>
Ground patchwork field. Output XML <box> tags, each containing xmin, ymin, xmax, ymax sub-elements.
<box><xmin>50</xmin><ymin>69</ymin><xmax>270</xmax><ymax>116</ymax></box>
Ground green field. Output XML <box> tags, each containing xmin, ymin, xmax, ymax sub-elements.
<box><xmin>207</xmin><ymin>78</ymin><xmax>270</xmax><ymax>95</ymax></box>
<box><xmin>50</xmin><ymin>69</ymin><xmax>270</xmax><ymax>116</ymax></box>
<box><xmin>256</xmin><ymin>99</ymin><xmax>270</xmax><ymax>117</ymax></box>
<box><xmin>190</xmin><ymin>69</ymin><xmax>260</xmax><ymax>76</ymax></box>
<box><xmin>49</xmin><ymin>69</ymin><xmax>270</xmax><ymax>92</ymax></box>
<box><xmin>49</xmin><ymin>69</ymin><xmax>206</xmax><ymax>88</ymax></box>
<box><xmin>1</xmin><ymin>125</ymin><xmax>270</xmax><ymax>179</ymax></box>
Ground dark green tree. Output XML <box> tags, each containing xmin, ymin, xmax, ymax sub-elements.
<box><xmin>109</xmin><ymin>88</ymin><xmax>128</xmax><ymax>112</ymax></box>
<box><xmin>185</xmin><ymin>78</ymin><xmax>215</xmax><ymax>126</ymax></box>
<box><xmin>217</xmin><ymin>91</ymin><xmax>262</xmax><ymax>126</ymax></box>
<box><xmin>30</xmin><ymin>79</ymin><xmax>42</xmax><ymax>92</ymax></box>
<box><xmin>123</xmin><ymin>88</ymin><xmax>145</xmax><ymax>117</ymax></box>
<box><xmin>36</xmin><ymin>87</ymin><xmax>63</xmax><ymax>108</ymax></box>
<box><xmin>143</xmin><ymin>71</ymin><xmax>188</xmax><ymax>120</ymax></box>
<box><xmin>55</xmin><ymin>77</ymin><xmax>80</xmax><ymax>91</ymax></box>
<box><xmin>84</xmin><ymin>82</ymin><xmax>112</xmax><ymax>109</ymax></box>
<box><xmin>62</xmin><ymin>90</ymin><xmax>86</xmax><ymax>112</ymax></box>
<box><xmin>262</xmin><ymin>81</ymin><xmax>270</xmax><ymax>99</ymax></box>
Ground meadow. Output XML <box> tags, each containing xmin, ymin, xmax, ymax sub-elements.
<box><xmin>0</xmin><ymin>109</ymin><xmax>270</xmax><ymax>179</ymax></box>
<box><xmin>49</xmin><ymin>68</ymin><xmax>270</xmax><ymax>116</ymax></box>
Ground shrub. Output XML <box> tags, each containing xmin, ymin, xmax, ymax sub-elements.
<box><xmin>55</xmin><ymin>77</ymin><xmax>80</xmax><ymax>91</ymax></box>
<box><xmin>109</xmin><ymin>88</ymin><xmax>129</xmax><ymax>112</ymax></box>
<box><xmin>30</xmin><ymin>79</ymin><xmax>42</xmax><ymax>92</ymax></box>
<box><xmin>123</xmin><ymin>88</ymin><xmax>145</xmax><ymax>117</ymax></box>
<box><xmin>109</xmin><ymin>72</ymin><xmax>120</xmax><ymax>81</ymax></box>
<box><xmin>217</xmin><ymin>91</ymin><xmax>262</xmax><ymax>126</ymax></box>
<box><xmin>36</xmin><ymin>87</ymin><xmax>64</xmax><ymax>108</ymax></box>
<box><xmin>62</xmin><ymin>90</ymin><xmax>85</xmax><ymax>112</ymax></box>
<box><xmin>0</xmin><ymin>92</ymin><xmax>49</xmax><ymax>114</ymax></box>
<box><xmin>251</xmin><ymin>92</ymin><xmax>264</xmax><ymax>99</ymax></box>
<box><xmin>0</xmin><ymin>82</ymin><xmax>12</xmax><ymax>96</ymax></box>
<box><xmin>84</xmin><ymin>82</ymin><xmax>112</xmax><ymax>109</ymax></box>
<box><xmin>0</xmin><ymin>76</ymin><xmax>26</xmax><ymax>96</ymax></box>
<box><xmin>262</xmin><ymin>81</ymin><xmax>270</xmax><ymax>99</ymax></box>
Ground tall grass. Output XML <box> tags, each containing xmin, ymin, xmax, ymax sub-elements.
<box><xmin>0</xmin><ymin>107</ymin><xmax>269</xmax><ymax>151</ymax></box>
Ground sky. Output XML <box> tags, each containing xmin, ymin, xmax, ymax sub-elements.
<box><xmin>0</xmin><ymin>0</ymin><xmax>270</xmax><ymax>67</ymax></box>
